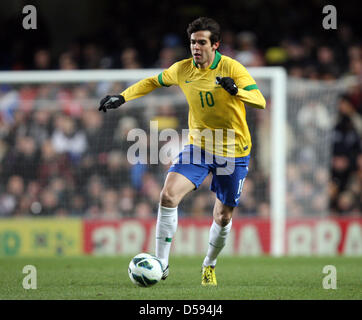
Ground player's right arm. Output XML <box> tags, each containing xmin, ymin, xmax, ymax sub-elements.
<box><xmin>98</xmin><ymin>63</ymin><xmax>179</xmax><ymax>112</ymax></box>
<box><xmin>121</xmin><ymin>76</ymin><xmax>161</xmax><ymax>101</ymax></box>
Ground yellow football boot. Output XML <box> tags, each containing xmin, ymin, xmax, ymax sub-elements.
<box><xmin>201</xmin><ymin>265</ymin><xmax>217</xmax><ymax>286</ymax></box>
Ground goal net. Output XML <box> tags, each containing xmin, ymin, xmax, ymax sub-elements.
<box><xmin>0</xmin><ymin>68</ymin><xmax>356</xmax><ymax>255</ymax></box>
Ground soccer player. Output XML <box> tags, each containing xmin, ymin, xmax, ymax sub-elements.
<box><xmin>99</xmin><ymin>17</ymin><xmax>266</xmax><ymax>286</ymax></box>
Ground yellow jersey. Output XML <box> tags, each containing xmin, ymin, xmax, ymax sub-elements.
<box><xmin>120</xmin><ymin>50</ymin><xmax>266</xmax><ymax>157</ymax></box>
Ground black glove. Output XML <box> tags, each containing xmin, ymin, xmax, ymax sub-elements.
<box><xmin>98</xmin><ymin>95</ymin><xmax>125</xmax><ymax>112</ymax></box>
<box><xmin>216</xmin><ymin>77</ymin><xmax>238</xmax><ymax>95</ymax></box>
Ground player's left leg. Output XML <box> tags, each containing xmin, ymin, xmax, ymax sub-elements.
<box><xmin>202</xmin><ymin>154</ymin><xmax>249</xmax><ymax>286</ymax></box>
<box><xmin>202</xmin><ymin>199</ymin><xmax>234</xmax><ymax>286</ymax></box>
<box><xmin>204</xmin><ymin>198</ymin><xmax>234</xmax><ymax>265</ymax></box>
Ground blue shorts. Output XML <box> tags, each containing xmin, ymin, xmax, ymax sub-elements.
<box><xmin>168</xmin><ymin>144</ymin><xmax>250</xmax><ymax>207</ymax></box>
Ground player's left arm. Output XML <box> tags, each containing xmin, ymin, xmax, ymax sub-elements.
<box><xmin>231</xmin><ymin>62</ymin><xmax>266</xmax><ymax>109</ymax></box>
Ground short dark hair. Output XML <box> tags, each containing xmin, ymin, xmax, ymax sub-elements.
<box><xmin>187</xmin><ymin>17</ymin><xmax>221</xmax><ymax>45</ymax></box>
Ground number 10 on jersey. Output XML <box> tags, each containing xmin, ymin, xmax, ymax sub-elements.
<box><xmin>199</xmin><ymin>91</ymin><xmax>215</xmax><ymax>108</ymax></box>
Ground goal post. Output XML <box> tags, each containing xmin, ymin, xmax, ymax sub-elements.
<box><xmin>250</xmin><ymin>67</ymin><xmax>288</xmax><ymax>257</ymax></box>
<box><xmin>0</xmin><ymin>67</ymin><xmax>288</xmax><ymax>256</ymax></box>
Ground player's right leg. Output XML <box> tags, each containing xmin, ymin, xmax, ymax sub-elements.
<box><xmin>160</xmin><ymin>171</ymin><xmax>195</xmax><ymax>208</ymax></box>
<box><xmin>156</xmin><ymin>171</ymin><xmax>195</xmax><ymax>279</ymax></box>
<box><xmin>156</xmin><ymin>144</ymin><xmax>210</xmax><ymax>280</ymax></box>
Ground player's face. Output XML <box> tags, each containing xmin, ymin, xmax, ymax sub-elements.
<box><xmin>190</xmin><ymin>30</ymin><xmax>219</xmax><ymax>69</ymax></box>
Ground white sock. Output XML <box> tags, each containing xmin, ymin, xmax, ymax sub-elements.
<box><xmin>155</xmin><ymin>204</ymin><xmax>178</xmax><ymax>269</ymax></box>
<box><xmin>203</xmin><ymin>219</ymin><xmax>232</xmax><ymax>267</ymax></box>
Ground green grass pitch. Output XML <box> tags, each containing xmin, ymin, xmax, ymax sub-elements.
<box><xmin>0</xmin><ymin>256</ymin><xmax>361</xmax><ymax>300</ymax></box>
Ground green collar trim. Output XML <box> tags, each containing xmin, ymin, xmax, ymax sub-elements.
<box><xmin>193</xmin><ymin>50</ymin><xmax>222</xmax><ymax>69</ymax></box>
<box><xmin>210</xmin><ymin>50</ymin><xmax>222</xmax><ymax>69</ymax></box>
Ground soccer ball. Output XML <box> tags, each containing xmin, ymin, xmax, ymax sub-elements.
<box><xmin>128</xmin><ymin>253</ymin><xmax>163</xmax><ymax>287</ymax></box>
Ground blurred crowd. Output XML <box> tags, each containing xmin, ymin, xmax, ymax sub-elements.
<box><xmin>286</xmin><ymin>84</ymin><xmax>362</xmax><ymax>217</ymax></box>
<box><xmin>329</xmin><ymin>91</ymin><xmax>362</xmax><ymax>215</ymax></box>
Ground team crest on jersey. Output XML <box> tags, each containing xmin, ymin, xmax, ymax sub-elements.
<box><xmin>215</xmin><ymin>76</ymin><xmax>222</xmax><ymax>85</ymax></box>
<box><xmin>215</xmin><ymin>75</ymin><xmax>223</xmax><ymax>88</ymax></box>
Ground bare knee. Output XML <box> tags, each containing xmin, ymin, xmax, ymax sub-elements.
<box><xmin>217</xmin><ymin>214</ymin><xmax>232</xmax><ymax>227</ymax></box>
<box><xmin>160</xmin><ymin>188</ymin><xmax>179</xmax><ymax>208</ymax></box>
<box><xmin>159</xmin><ymin>172</ymin><xmax>195</xmax><ymax>208</ymax></box>
<box><xmin>214</xmin><ymin>205</ymin><xmax>234</xmax><ymax>227</ymax></box>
